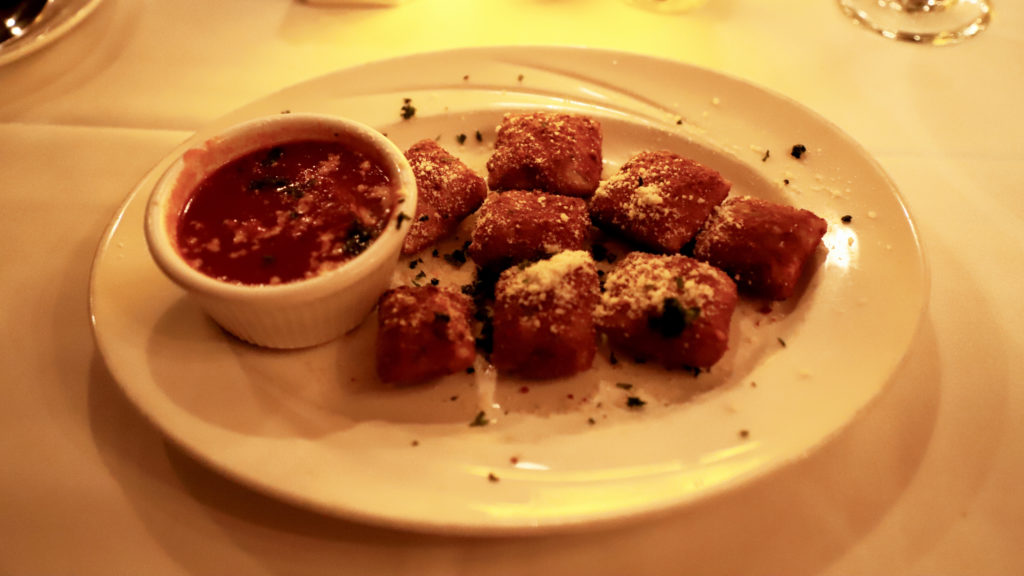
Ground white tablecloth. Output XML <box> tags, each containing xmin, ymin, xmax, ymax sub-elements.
<box><xmin>2</xmin><ymin>0</ymin><xmax>1022</xmax><ymax>573</ymax></box>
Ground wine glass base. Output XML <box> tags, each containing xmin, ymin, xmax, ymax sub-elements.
<box><xmin>622</xmin><ymin>0</ymin><xmax>709</xmax><ymax>14</ymax></box>
<box><xmin>838</xmin><ymin>0</ymin><xmax>991</xmax><ymax>45</ymax></box>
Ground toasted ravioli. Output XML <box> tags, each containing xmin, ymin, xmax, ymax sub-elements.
<box><xmin>492</xmin><ymin>251</ymin><xmax>600</xmax><ymax>379</ymax></box>
<box><xmin>468</xmin><ymin>190</ymin><xmax>589</xmax><ymax>270</ymax></box>
<box><xmin>589</xmin><ymin>150</ymin><xmax>731</xmax><ymax>253</ymax></box>
<box><xmin>596</xmin><ymin>252</ymin><xmax>737</xmax><ymax>369</ymax></box>
<box><xmin>376</xmin><ymin>286</ymin><xmax>476</xmax><ymax>383</ymax></box>
<box><xmin>694</xmin><ymin>196</ymin><xmax>827</xmax><ymax>300</ymax></box>
<box><xmin>402</xmin><ymin>139</ymin><xmax>487</xmax><ymax>255</ymax></box>
<box><xmin>486</xmin><ymin>112</ymin><xmax>603</xmax><ymax>197</ymax></box>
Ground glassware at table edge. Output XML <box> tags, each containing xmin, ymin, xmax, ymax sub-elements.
<box><xmin>622</xmin><ymin>0</ymin><xmax>709</xmax><ymax>14</ymax></box>
<box><xmin>837</xmin><ymin>0</ymin><xmax>991</xmax><ymax>45</ymax></box>
<box><xmin>0</xmin><ymin>0</ymin><xmax>104</xmax><ymax>66</ymax></box>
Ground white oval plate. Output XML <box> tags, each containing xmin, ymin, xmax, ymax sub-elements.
<box><xmin>89</xmin><ymin>46</ymin><xmax>927</xmax><ymax>535</ymax></box>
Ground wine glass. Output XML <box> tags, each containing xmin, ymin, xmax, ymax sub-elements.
<box><xmin>837</xmin><ymin>0</ymin><xmax>991</xmax><ymax>45</ymax></box>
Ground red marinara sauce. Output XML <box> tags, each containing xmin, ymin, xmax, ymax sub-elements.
<box><xmin>176</xmin><ymin>140</ymin><xmax>396</xmax><ymax>285</ymax></box>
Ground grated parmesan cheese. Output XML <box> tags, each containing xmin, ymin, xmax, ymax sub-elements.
<box><xmin>596</xmin><ymin>252</ymin><xmax>717</xmax><ymax>321</ymax></box>
<box><xmin>501</xmin><ymin>250</ymin><xmax>595</xmax><ymax>306</ymax></box>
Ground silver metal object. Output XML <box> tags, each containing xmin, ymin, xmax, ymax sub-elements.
<box><xmin>1</xmin><ymin>0</ymin><xmax>49</xmax><ymax>44</ymax></box>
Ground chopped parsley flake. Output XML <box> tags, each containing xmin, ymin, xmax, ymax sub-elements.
<box><xmin>487</xmin><ymin>472</ymin><xmax>500</xmax><ymax>482</ymax></box>
<box><xmin>279</xmin><ymin>178</ymin><xmax>314</xmax><ymax>200</ymax></box>
<box><xmin>626</xmin><ymin>396</ymin><xmax>646</xmax><ymax>408</ymax></box>
<box><xmin>648</xmin><ymin>298</ymin><xmax>700</xmax><ymax>338</ymax></box>
<box><xmin>444</xmin><ymin>243</ymin><xmax>470</xmax><ymax>267</ymax></box>
<box><xmin>411</xmin><ymin>270</ymin><xmax>427</xmax><ymax>287</ymax></box>
<box><xmin>400</xmin><ymin>98</ymin><xmax>416</xmax><ymax>120</ymax></box>
<box><xmin>841</xmin><ymin>214</ymin><xmax>853</xmax><ymax>224</ymax></box>
<box><xmin>615</xmin><ymin>382</ymin><xmax>633</xmax><ymax>390</ymax></box>
<box><xmin>791</xmin><ymin>144</ymin><xmax>807</xmax><ymax>159</ymax></box>
<box><xmin>343</xmin><ymin>224</ymin><xmax>374</xmax><ymax>256</ymax></box>
<box><xmin>762</xmin><ymin>149</ymin><xmax>770</xmax><ymax>162</ymax></box>
<box><xmin>469</xmin><ymin>410</ymin><xmax>490</xmax><ymax>427</ymax></box>
<box><xmin>261</xmin><ymin>146</ymin><xmax>284</xmax><ymax>167</ymax></box>
<box><xmin>778</xmin><ymin>337</ymin><xmax>787</xmax><ymax>347</ymax></box>
<box><xmin>248</xmin><ymin>177</ymin><xmax>288</xmax><ymax>192</ymax></box>
<box><xmin>456</xmin><ymin>133</ymin><xmax>467</xmax><ymax>145</ymax></box>
<box><xmin>396</xmin><ymin>212</ymin><xmax>410</xmax><ymax>230</ymax></box>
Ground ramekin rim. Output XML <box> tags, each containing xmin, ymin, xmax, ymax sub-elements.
<box><xmin>144</xmin><ymin>113</ymin><xmax>417</xmax><ymax>303</ymax></box>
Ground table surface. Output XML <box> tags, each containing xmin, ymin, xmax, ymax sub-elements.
<box><xmin>2</xmin><ymin>0</ymin><xmax>1022</xmax><ymax>574</ymax></box>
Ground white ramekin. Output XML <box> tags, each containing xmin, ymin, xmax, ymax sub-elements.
<box><xmin>144</xmin><ymin>113</ymin><xmax>417</xmax><ymax>349</ymax></box>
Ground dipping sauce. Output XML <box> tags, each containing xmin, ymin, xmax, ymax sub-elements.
<box><xmin>176</xmin><ymin>140</ymin><xmax>396</xmax><ymax>285</ymax></box>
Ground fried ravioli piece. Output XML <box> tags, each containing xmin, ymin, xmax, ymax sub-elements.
<box><xmin>589</xmin><ymin>150</ymin><xmax>731</xmax><ymax>253</ymax></box>
<box><xmin>693</xmin><ymin>196</ymin><xmax>827</xmax><ymax>300</ymax></box>
<box><xmin>402</xmin><ymin>139</ymin><xmax>488</xmax><ymax>255</ymax></box>
<box><xmin>468</xmin><ymin>190</ymin><xmax>589</xmax><ymax>270</ymax></box>
<box><xmin>486</xmin><ymin>112</ymin><xmax>603</xmax><ymax>197</ymax></box>
<box><xmin>376</xmin><ymin>286</ymin><xmax>476</xmax><ymax>383</ymax></box>
<box><xmin>595</xmin><ymin>252</ymin><xmax>737</xmax><ymax>369</ymax></box>
<box><xmin>492</xmin><ymin>251</ymin><xmax>600</xmax><ymax>379</ymax></box>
